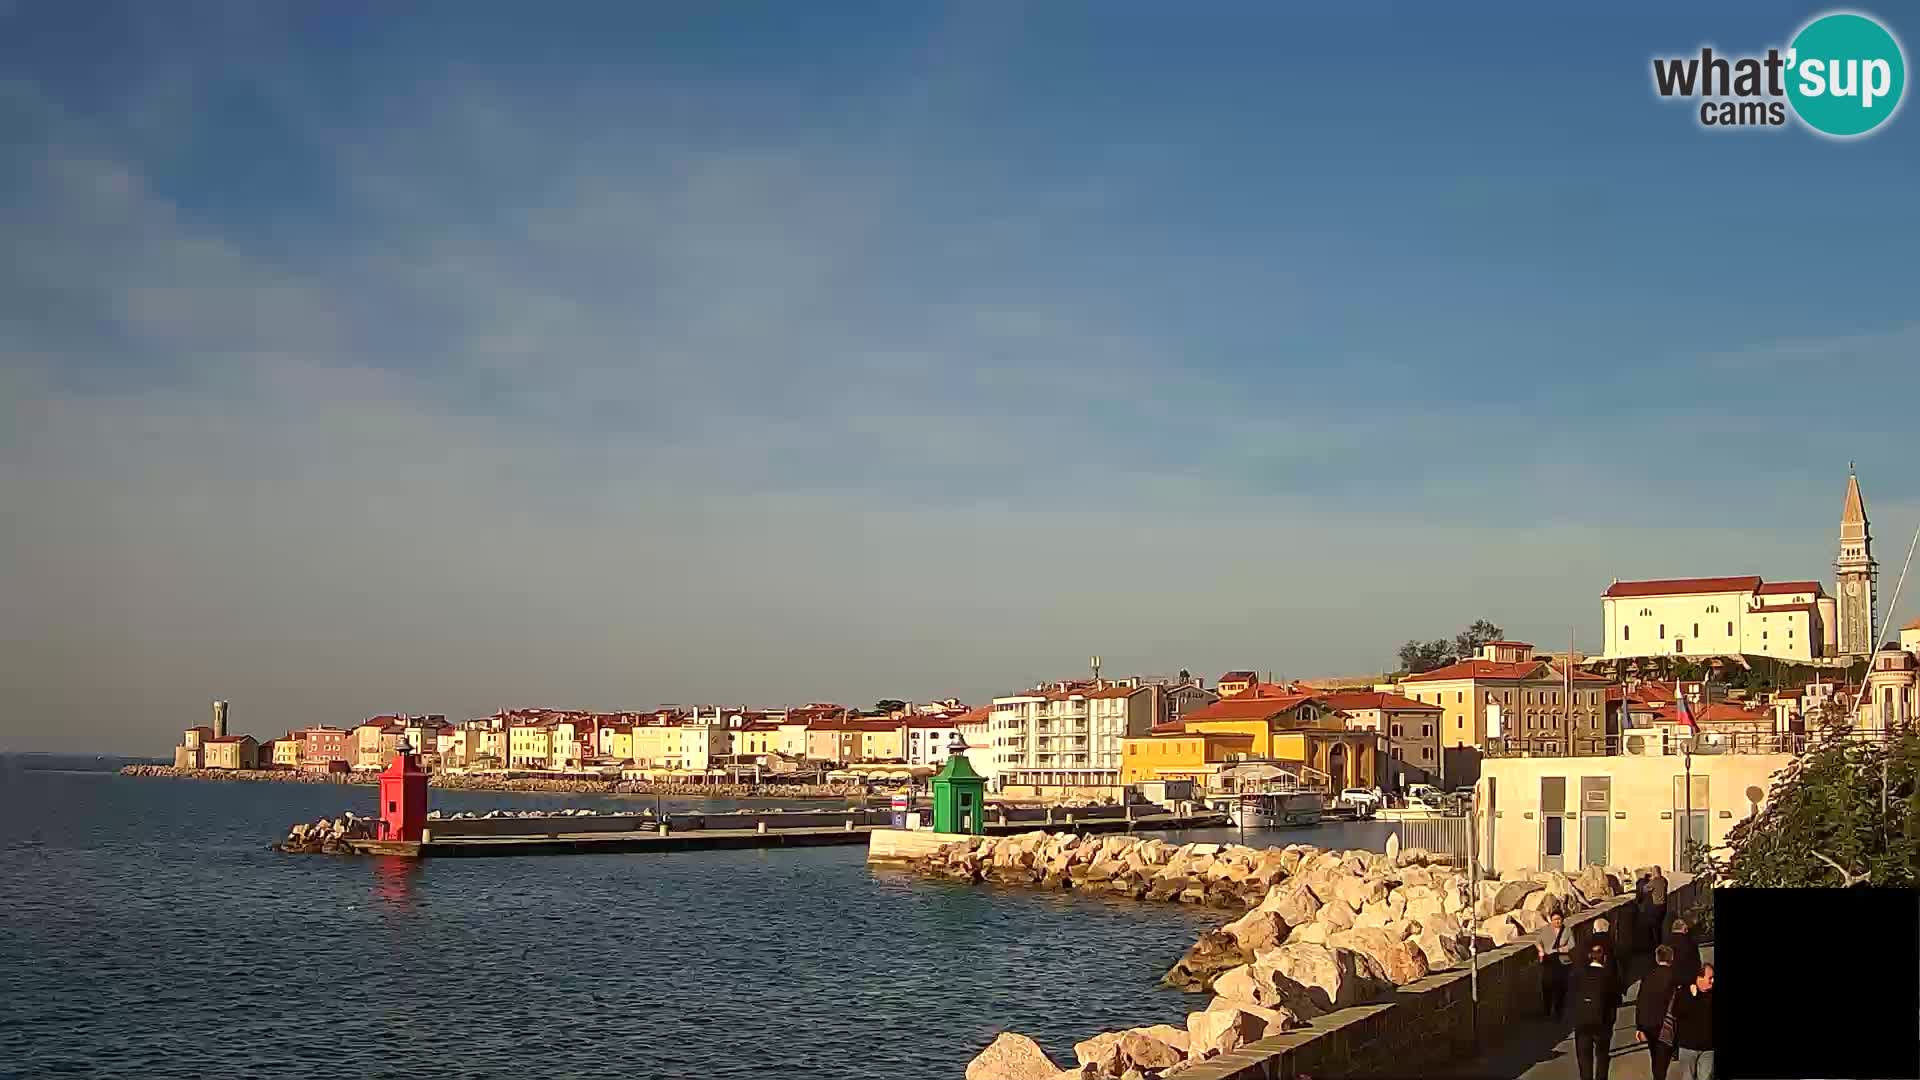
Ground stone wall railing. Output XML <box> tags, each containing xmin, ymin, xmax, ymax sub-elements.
<box><xmin>1171</xmin><ymin>875</ymin><xmax>1698</xmax><ymax>1080</ymax></box>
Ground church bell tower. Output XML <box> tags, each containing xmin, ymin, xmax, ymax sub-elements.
<box><xmin>1836</xmin><ymin>464</ymin><xmax>1878</xmax><ymax>656</ymax></box>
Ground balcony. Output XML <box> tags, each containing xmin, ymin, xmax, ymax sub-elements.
<box><xmin>1484</xmin><ymin>729</ymin><xmax>1874</xmax><ymax>759</ymax></box>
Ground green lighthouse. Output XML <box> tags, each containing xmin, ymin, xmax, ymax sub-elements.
<box><xmin>929</xmin><ymin>732</ymin><xmax>987</xmax><ymax>835</ymax></box>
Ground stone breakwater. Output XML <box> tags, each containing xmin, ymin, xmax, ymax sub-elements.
<box><xmin>910</xmin><ymin>831</ymin><xmax>1635</xmax><ymax>1080</ymax></box>
<box><xmin>118</xmin><ymin>765</ymin><xmax>861</xmax><ymax>799</ymax></box>
<box><xmin>277</xmin><ymin>813</ymin><xmax>376</xmax><ymax>854</ymax></box>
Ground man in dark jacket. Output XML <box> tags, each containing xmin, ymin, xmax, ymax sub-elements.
<box><xmin>1646</xmin><ymin>865</ymin><xmax>1670</xmax><ymax>940</ymax></box>
<box><xmin>1570</xmin><ymin>943</ymin><xmax>1624</xmax><ymax>1080</ymax></box>
<box><xmin>1588</xmin><ymin>916</ymin><xmax>1625</xmax><ymax>986</ymax></box>
<box><xmin>1665</xmin><ymin>917</ymin><xmax>1701</xmax><ymax>987</ymax></box>
<box><xmin>1671</xmin><ymin>963</ymin><xmax>1714</xmax><ymax>1080</ymax></box>
<box><xmin>1634</xmin><ymin>944</ymin><xmax>1680</xmax><ymax>1080</ymax></box>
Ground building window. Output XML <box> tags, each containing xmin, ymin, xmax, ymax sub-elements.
<box><xmin>1727</xmin><ymin>622</ymin><xmax>1733</xmax><ymax>636</ymax></box>
<box><xmin>1422</xmin><ymin>724</ymin><xmax>1433</xmax><ymax>738</ymax></box>
<box><xmin>1623</xmin><ymin>626</ymin><xmax>1630</xmax><ymax>641</ymax></box>
<box><xmin>1456</xmin><ymin>692</ymin><xmax>1463</xmax><ymax>704</ymax></box>
<box><xmin>1693</xmin><ymin>623</ymin><xmax>1700</xmax><ymax>638</ymax></box>
<box><xmin>1659</xmin><ymin>624</ymin><xmax>1666</xmax><ymax>639</ymax></box>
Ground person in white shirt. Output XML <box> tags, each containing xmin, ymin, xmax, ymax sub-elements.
<box><xmin>1534</xmin><ymin>910</ymin><xmax>1576</xmax><ymax>1017</ymax></box>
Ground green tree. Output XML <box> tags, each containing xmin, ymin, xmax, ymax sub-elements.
<box><xmin>1397</xmin><ymin>639</ymin><xmax>1454</xmax><ymax>674</ymax></box>
<box><xmin>873</xmin><ymin>699</ymin><xmax>907</xmax><ymax>715</ymax></box>
<box><xmin>1716</xmin><ymin>728</ymin><xmax>1919</xmax><ymax>887</ymax></box>
<box><xmin>1452</xmin><ymin>619</ymin><xmax>1506</xmax><ymax>661</ymax></box>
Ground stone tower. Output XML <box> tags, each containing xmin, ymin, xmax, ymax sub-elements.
<box><xmin>1835</xmin><ymin>466</ymin><xmax>1878</xmax><ymax>656</ymax></box>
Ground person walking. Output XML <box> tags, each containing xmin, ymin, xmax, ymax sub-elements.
<box><xmin>1535</xmin><ymin>910</ymin><xmax>1576</xmax><ymax>1018</ymax></box>
<box><xmin>1634</xmin><ymin>871</ymin><xmax>1651</xmax><ymax>946</ymax></box>
<box><xmin>1570</xmin><ymin>942</ymin><xmax>1623</xmax><ymax>1080</ymax></box>
<box><xmin>1670</xmin><ymin>963</ymin><xmax>1714</xmax><ymax>1080</ymax></box>
<box><xmin>1665</xmin><ymin>917</ymin><xmax>1700</xmax><ymax>988</ymax></box>
<box><xmin>1634</xmin><ymin>944</ymin><xmax>1680</xmax><ymax>1080</ymax></box>
<box><xmin>1647</xmin><ymin>865</ymin><xmax>1670</xmax><ymax>940</ymax></box>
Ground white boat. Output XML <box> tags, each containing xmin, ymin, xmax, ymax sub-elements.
<box><xmin>1375</xmin><ymin>797</ymin><xmax>1453</xmax><ymax>821</ymax></box>
<box><xmin>1226</xmin><ymin>790</ymin><xmax>1326</xmax><ymax>828</ymax></box>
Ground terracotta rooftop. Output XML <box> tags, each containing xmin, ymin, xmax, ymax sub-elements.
<box><xmin>1317</xmin><ymin>691</ymin><xmax>1442</xmax><ymax>713</ymax></box>
<box><xmin>1179</xmin><ymin>694</ymin><xmax>1321</xmax><ymax>722</ymax></box>
<box><xmin>1755</xmin><ymin>581</ymin><xmax>1826</xmax><ymax>596</ymax></box>
<box><xmin>1603</xmin><ymin>576</ymin><xmax>1763</xmax><ymax>598</ymax></box>
<box><xmin>1403</xmin><ymin>659</ymin><xmax>1610</xmax><ymax>684</ymax></box>
<box><xmin>1218</xmin><ymin>671</ymin><xmax>1259</xmax><ymax>683</ymax></box>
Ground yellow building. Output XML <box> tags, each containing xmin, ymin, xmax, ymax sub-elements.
<box><xmin>602</xmin><ymin>725</ymin><xmax>635</xmax><ymax>764</ymax></box>
<box><xmin>509</xmin><ymin>722</ymin><xmax>553</xmax><ymax>768</ymax></box>
<box><xmin>202</xmin><ymin>735</ymin><xmax>258</xmax><ymax>770</ymax></box>
<box><xmin>1121</xmin><ymin>692</ymin><xmax>1378</xmax><ymax>790</ymax></box>
<box><xmin>273</xmin><ymin>733</ymin><xmax>304</xmax><ymax>768</ymax></box>
<box><xmin>1121</xmin><ymin>730</ymin><xmax>1255</xmax><ymax>784</ymax></box>
<box><xmin>1398</xmin><ymin>641</ymin><xmax>1613</xmax><ymax>784</ymax></box>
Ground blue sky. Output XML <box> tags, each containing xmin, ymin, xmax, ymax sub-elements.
<box><xmin>4</xmin><ymin>3</ymin><xmax>1917</xmax><ymax>751</ymax></box>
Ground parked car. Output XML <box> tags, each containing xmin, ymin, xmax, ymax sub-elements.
<box><xmin>1338</xmin><ymin>787</ymin><xmax>1380</xmax><ymax>811</ymax></box>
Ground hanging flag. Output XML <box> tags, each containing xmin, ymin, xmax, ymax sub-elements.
<box><xmin>1675</xmin><ymin>681</ymin><xmax>1698</xmax><ymax>732</ymax></box>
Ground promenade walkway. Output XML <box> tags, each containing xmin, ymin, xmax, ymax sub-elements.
<box><xmin>1445</xmin><ymin>942</ymin><xmax>1715</xmax><ymax>1080</ymax></box>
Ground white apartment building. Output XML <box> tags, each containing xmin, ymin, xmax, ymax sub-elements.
<box><xmin>991</xmin><ymin>680</ymin><xmax>1162</xmax><ymax>797</ymax></box>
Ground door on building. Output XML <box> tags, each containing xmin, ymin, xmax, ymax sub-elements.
<box><xmin>1580</xmin><ymin>776</ymin><xmax>1612</xmax><ymax>868</ymax></box>
<box><xmin>1540</xmin><ymin>776</ymin><xmax>1567</xmax><ymax>871</ymax></box>
<box><xmin>1326</xmin><ymin>742</ymin><xmax>1349</xmax><ymax>791</ymax></box>
<box><xmin>1671</xmin><ymin>774</ymin><xmax>1709</xmax><ymax>869</ymax></box>
<box><xmin>1581</xmin><ymin>813</ymin><xmax>1609</xmax><ymax>867</ymax></box>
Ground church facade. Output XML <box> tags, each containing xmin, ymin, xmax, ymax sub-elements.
<box><xmin>1597</xmin><ymin>469</ymin><xmax>1878</xmax><ymax>666</ymax></box>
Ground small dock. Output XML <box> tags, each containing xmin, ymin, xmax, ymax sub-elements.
<box><xmin>347</xmin><ymin>811</ymin><xmax>1228</xmax><ymax>859</ymax></box>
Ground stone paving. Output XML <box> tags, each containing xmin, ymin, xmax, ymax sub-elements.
<box><xmin>1445</xmin><ymin>942</ymin><xmax>1715</xmax><ymax>1080</ymax></box>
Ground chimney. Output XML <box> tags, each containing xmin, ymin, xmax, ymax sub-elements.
<box><xmin>212</xmin><ymin>700</ymin><xmax>229</xmax><ymax>739</ymax></box>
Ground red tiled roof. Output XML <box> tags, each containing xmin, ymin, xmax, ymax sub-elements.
<box><xmin>205</xmin><ymin>735</ymin><xmax>254</xmax><ymax>744</ymax></box>
<box><xmin>1749</xmin><ymin>602</ymin><xmax>1818</xmax><ymax>616</ymax></box>
<box><xmin>1696</xmin><ymin>703</ymin><xmax>1772</xmax><ymax>725</ymax></box>
<box><xmin>1148</xmin><ymin>720</ymin><xmax>1192</xmax><ymax>735</ymax></box>
<box><xmin>1317</xmin><ymin>691</ymin><xmax>1443</xmax><ymax>713</ymax></box>
<box><xmin>1403</xmin><ymin>659</ymin><xmax>1608</xmax><ymax>684</ymax></box>
<box><xmin>952</xmin><ymin>706</ymin><xmax>992</xmax><ymax>727</ymax></box>
<box><xmin>1085</xmin><ymin>684</ymin><xmax>1143</xmax><ymax>699</ymax></box>
<box><xmin>1603</xmin><ymin>576</ymin><xmax>1762</xmax><ymax>598</ymax></box>
<box><xmin>1904</xmin><ymin>616</ymin><xmax>1920</xmax><ymax>631</ymax></box>
<box><xmin>903</xmin><ymin>715</ymin><xmax>960</xmax><ymax>729</ymax></box>
<box><xmin>1180</xmin><ymin>694</ymin><xmax>1320</xmax><ymax>722</ymax></box>
<box><xmin>1755</xmin><ymin>581</ymin><xmax>1825</xmax><ymax>596</ymax></box>
<box><xmin>1218</xmin><ymin>671</ymin><xmax>1259</xmax><ymax>683</ymax></box>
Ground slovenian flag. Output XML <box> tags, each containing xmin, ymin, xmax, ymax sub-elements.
<box><xmin>1675</xmin><ymin>681</ymin><xmax>1697</xmax><ymax>732</ymax></box>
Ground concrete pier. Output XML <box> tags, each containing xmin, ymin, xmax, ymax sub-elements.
<box><xmin>346</xmin><ymin>810</ymin><xmax>1227</xmax><ymax>858</ymax></box>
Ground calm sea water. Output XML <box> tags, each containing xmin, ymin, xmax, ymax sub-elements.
<box><xmin>0</xmin><ymin>770</ymin><xmax>1398</xmax><ymax>1079</ymax></box>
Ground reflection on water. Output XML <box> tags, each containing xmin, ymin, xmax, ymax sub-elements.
<box><xmin>371</xmin><ymin>855</ymin><xmax>420</xmax><ymax>910</ymax></box>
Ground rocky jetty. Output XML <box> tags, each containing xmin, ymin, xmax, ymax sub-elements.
<box><xmin>275</xmin><ymin>814</ymin><xmax>376</xmax><ymax>854</ymax></box>
<box><xmin>951</xmin><ymin>832</ymin><xmax>1636</xmax><ymax>1079</ymax></box>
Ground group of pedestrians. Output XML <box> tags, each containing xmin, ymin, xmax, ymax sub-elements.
<box><xmin>1532</xmin><ymin>866</ymin><xmax>1714</xmax><ymax>1080</ymax></box>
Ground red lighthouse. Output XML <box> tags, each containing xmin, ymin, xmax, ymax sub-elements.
<box><xmin>378</xmin><ymin>738</ymin><xmax>429</xmax><ymax>842</ymax></box>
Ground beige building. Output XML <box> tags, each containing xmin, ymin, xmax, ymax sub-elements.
<box><xmin>272</xmin><ymin>733</ymin><xmax>304</xmax><ymax>768</ymax></box>
<box><xmin>1319</xmin><ymin>691</ymin><xmax>1444</xmax><ymax>788</ymax></box>
<box><xmin>1859</xmin><ymin>643</ymin><xmax>1918</xmax><ymax>734</ymax></box>
<box><xmin>174</xmin><ymin>726</ymin><xmax>212</xmax><ymax>769</ymax></box>
<box><xmin>1476</xmin><ymin>747</ymin><xmax>1793</xmax><ymax>875</ymax></box>
<box><xmin>353</xmin><ymin>719</ymin><xmax>407</xmax><ymax>770</ymax></box>
<box><xmin>202</xmin><ymin>734</ymin><xmax>259</xmax><ymax>770</ymax></box>
<box><xmin>1398</xmin><ymin>641</ymin><xmax>1612</xmax><ymax>784</ymax></box>
<box><xmin>508</xmin><ymin>721</ymin><xmax>553</xmax><ymax>768</ymax></box>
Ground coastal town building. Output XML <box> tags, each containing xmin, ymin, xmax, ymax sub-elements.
<box><xmin>301</xmin><ymin>726</ymin><xmax>351</xmax><ymax>769</ymax></box>
<box><xmin>174</xmin><ymin>726</ymin><xmax>211</xmax><ymax>769</ymax></box>
<box><xmin>1859</xmin><ymin>642</ymin><xmax>1918</xmax><ymax>734</ymax></box>
<box><xmin>904</xmin><ymin>711</ymin><xmax>971</xmax><ymax>766</ymax></box>
<box><xmin>1477</xmin><ymin>743</ymin><xmax>1794</xmax><ymax>874</ymax></box>
<box><xmin>1316</xmin><ymin>691</ymin><xmax>1444</xmax><ymax>789</ymax></box>
<box><xmin>202</xmin><ymin>734</ymin><xmax>258</xmax><ymax>770</ymax></box>
<box><xmin>354</xmin><ymin>718</ymin><xmax>408</xmax><ymax>770</ymax></box>
<box><xmin>989</xmin><ymin>676</ymin><xmax>1211</xmax><ymax>798</ymax></box>
<box><xmin>1117</xmin><ymin>688</ymin><xmax>1378</xmax><ymax>792</ymax></box>
<box><xmin>1596</xmin><ymin>469</ymin><xmax>1879</xmax><ymax>667</ymax></box>
<box><xmin>1398</xmin><ymin>641</ymin><xmax>1613</xmax><ymax>785</ymax></box>
<box><xmin>1215</xmin><ymin>672</ymin><xmax>1259</xmax><ymax>698</ymax></box>
<box><xmin>272</xmin><ymin>733</ymin><xmax>304</xmax><ymax>768</ymax></box>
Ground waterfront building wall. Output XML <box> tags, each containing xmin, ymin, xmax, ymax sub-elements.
<box><xmin>1477</xmin><ymin>749</ymin><xmax>1792</xmax><ymax>874</ymax></box>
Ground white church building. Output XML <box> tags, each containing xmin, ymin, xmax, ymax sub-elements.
<box><xmin>1599</xmin><ymin>470</ymin><xmax>1878</xmax><ymax>666</ymax></box>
